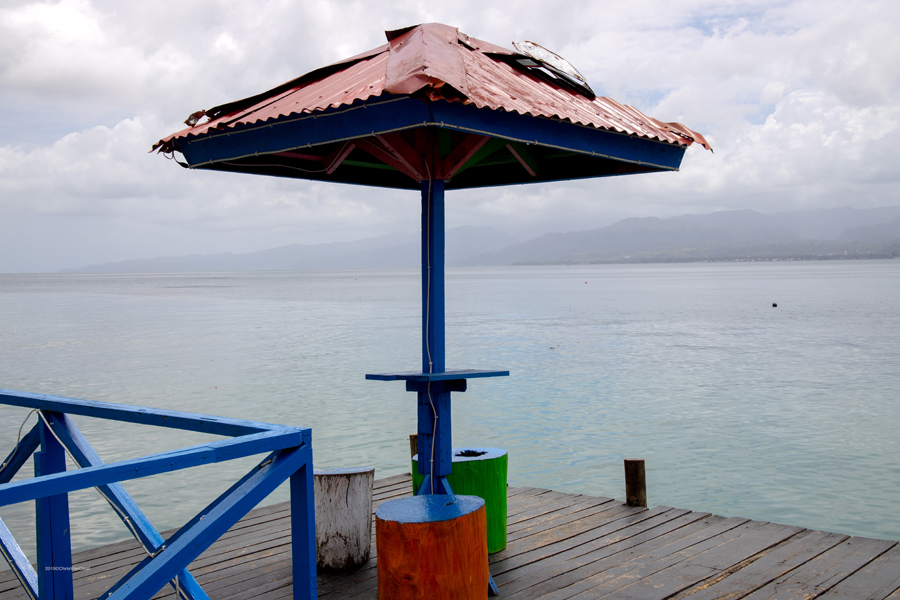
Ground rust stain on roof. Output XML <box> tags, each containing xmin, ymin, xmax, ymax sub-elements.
<box><xmin>154</xmin><ymin>23</ymin><xmax>710</xmax><ymax>153</ymax></box>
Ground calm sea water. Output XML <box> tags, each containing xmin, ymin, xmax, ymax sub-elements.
<box><xmin>1</xmin><ymin>261</ymin><xmax>899</xmax><ymax>562</ymax></box>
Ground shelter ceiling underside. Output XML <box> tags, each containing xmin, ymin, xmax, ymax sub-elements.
<box><xmin>195</xmin><ymin>128</ymin><xmax>664</xmax><ymax>191</ymax></box>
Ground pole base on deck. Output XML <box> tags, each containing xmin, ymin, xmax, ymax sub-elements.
<box><xmin>416</xmin><ymin>474</ymin><xmax>454</xmax><ymax>496</ymax></box>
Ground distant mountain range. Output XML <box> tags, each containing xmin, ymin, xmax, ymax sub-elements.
<box><xmin>62</xmin><ymin>206</ymin><xmax>900</xmax><ymax>273</ymax></box>
<box><xmin>464</xmin><ymin>206</ymin><xmax>900</xmax><ymax>265</ymax></box>
<box><xmin>61</xmin><ymin>226</ymin><xmax>521</xmax><ymax>273</ymax></box>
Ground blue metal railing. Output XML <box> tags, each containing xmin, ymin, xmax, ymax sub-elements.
<box><xmin>0</xmin><ymin>389</ymin><xmax>316</xmax><ymax>600</ymax></box>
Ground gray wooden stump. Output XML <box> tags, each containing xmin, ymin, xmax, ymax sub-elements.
<box><xmin>314</xmin><ymin>467</ymin><xmax>375</xmax><ymax>571</ymax></box>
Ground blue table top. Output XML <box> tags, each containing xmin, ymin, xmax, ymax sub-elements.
<box><xmin>365</xmin><ymin>369</ymin><xmax>509</xmax><ymax>382</ymax></box>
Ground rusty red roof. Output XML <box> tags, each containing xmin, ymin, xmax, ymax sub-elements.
<box><xmin>154</xmin><ymin>23</ymin><xmax>710</xmax><ymax>154</ymax></box>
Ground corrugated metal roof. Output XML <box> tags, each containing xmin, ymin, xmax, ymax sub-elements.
<box><xmin>155</xmin><ymin>23</ymin><xmax>710</xmax><ymax>153</ymax></box>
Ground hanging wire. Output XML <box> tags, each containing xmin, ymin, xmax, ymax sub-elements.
<box><xmin>0</xmin><ymin>409</ymin><xmax>38</xmax><ymax>476</ymax></box>
<box><xmin>221</xmin><ymin>160</ymin><xmax>327</xmax><ymax>174</ymax></box>
<box><xmin>161</xmin><ymin>151</ymin><xmax>190</xmax><ymax>169</ymax></box>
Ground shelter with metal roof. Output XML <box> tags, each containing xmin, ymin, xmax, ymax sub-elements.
<box><xmin>154</xmin><ymin>22</ymin><xmax>710</xmax><ymax>191</ymax></box>
<box><xmin>154</xmin><ymin>22</ymin><xmax>711</xmax><ymax>504</ymax></box>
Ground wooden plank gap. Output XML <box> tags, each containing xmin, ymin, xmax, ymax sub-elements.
<box><xmin>816</xmin><ymin>542</ymin><xmax>900</xmax><ymax>599</ymax></box>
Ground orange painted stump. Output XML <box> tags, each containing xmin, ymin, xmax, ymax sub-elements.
<box><xmin>375</xmin><ymin>495</ymin><xmax>488</xmax><ymax>599</ymax></box>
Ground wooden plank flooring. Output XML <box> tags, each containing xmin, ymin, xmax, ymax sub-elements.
<box><xmin>1</xmin><ymin>474</ymin><xmax>897</xmax><ymax>599</ymax></box>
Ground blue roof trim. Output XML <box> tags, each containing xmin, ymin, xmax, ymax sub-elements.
<box><xmin>177</xmin><ymin>97</ymin><xmax>686</xmax><ymax>174</ymax></box>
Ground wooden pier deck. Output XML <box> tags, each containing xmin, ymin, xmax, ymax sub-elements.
<box><xmin>2</xmin><ymin>473</ymin><xmax>898</xmax><ymax>599</ymax></box>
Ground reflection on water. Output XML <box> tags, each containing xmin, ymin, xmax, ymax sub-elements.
<box><xmin>1</xmin><ymin>261</ymin><xmax>899</xmax><ymax>562</ymax></box>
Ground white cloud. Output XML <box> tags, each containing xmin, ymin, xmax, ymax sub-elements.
<box><xmin>0</xmin><ymin>0</ymin><xmax>899</xmax><ymax>270</ymax></box>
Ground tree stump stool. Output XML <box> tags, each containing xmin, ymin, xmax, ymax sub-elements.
<box><xmin>313</xmin><ymin>467</ymin><xmax>374</xmax><ymax>571</ymax></box>
<box><xmin>376</xmin><ymin>495</ymin><xmax>488</xmax><ymax>599</ymax></box>
<box><xmin>413</xmin><ymin>447</ymin><xmax>508</xmax><ymax>552</ymax></box>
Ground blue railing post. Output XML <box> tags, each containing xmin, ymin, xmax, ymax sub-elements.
<box><xmin>290</xmin><ymin>461</ymin><xmax>317</xmax><ymax>600</ymax></box>
<box><xmin>35</xmin><ymin>412</ymin><xmax>74</xmax><ymax>600</ymax></box>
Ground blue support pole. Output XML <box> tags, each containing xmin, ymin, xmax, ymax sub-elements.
<box><xmin>421</xmin><ymin>178</ymin><xmax>445</xmax><ymax>375</ymax></box>
<box><xmin>365</xmin><ymin>181</ymin><xmax>506</xmax><ymax>495</ymax></box>
<box><xmin>417</xmin><ymin>179</ymin><xmax>454</xmax><ymax>494</ymax></box>
<box><xmin>415</xmin><ymin>381</ymin><xmax>453</xmax><ymax>480</ymax></box>
<box><xmin>35</xmin><ymin>413</ymin><xmax>74</xmax><ymax>600</ymax></box>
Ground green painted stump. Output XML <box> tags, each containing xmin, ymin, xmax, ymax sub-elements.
<box><xmin>412</xmin><ymin>447</ymin><xmax>508</xmax><ymax>553</ymax></box>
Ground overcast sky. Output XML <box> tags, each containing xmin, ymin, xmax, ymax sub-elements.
<box><xmin>1</xmin><ymin>0</ymin><xmax>898</xmax><ymax>272</ymax></box>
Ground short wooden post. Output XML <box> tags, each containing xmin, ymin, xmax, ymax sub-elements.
<box><xmin>376</xmin><ymin>495</ymin><xmax>488</xmax><ymax>599</ymax></box>
<box><xmin>313</xmin><ymin>467</ymin><xmax>374</xmax><ymax>572</ymax></box>
<box><xmin>409</xmin><ymin>433</ymin><xmax>418</xmax><ymax>461</ymax></box>
<box><xmin>624</xmin><ymin>459</ymin><xmax>647</xmax><ymax>508</ymax></box>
